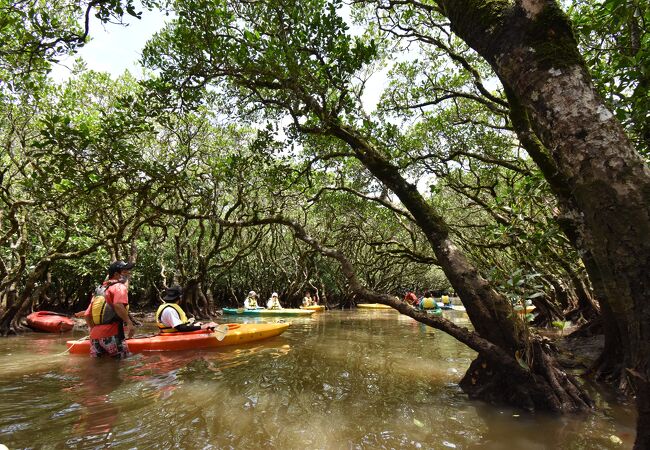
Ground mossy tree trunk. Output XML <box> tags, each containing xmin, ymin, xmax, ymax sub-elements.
<box><xmin>435</xmin><ymin>1</ymin><xmax>650</xmax><ymax>447</ymax></box>
<box><xmin>323</xmin><ymin>123</ymin><xmax>591</xmax><ymax>412</ymax></box>
<box><xmin>235</xmin><ymin>213</ymin><xmax>593</xmax><ymax>412</ymax></box>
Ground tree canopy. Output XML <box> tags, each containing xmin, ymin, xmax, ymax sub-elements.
<box><xmin>1</xmin><ymin>1</ymin><xmax>649</xmax><ymax>447</ymax></box>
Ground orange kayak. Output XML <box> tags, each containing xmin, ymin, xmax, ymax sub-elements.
<box><xmin>27</xmin><ymin>311</ymin><xmax>75</xmax><ymax>333</ymax></box>
<box><xmin>66</xmin><ymin>322</ymin><xmax>289</xmax><ymax>354</ymax></box>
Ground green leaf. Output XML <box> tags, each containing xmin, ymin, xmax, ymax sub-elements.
<box><xmin>514</xmin><ymin>350</ymin><xmax>530</xmax><ymax>371</ymax></box>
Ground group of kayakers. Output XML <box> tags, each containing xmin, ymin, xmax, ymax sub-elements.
<box><xmin>403</xmin><ymin>290</ymin><xmax>453</xmax><ymax>310</ymax></box>
<box><xmin>82</xmin><ymin>261</ymin><xmax>219</xmax><ymax>359</ymax></box>
<box><xmin>82</xmin><ymin>260</ymin><xmax>320</xmax><ymax>359</ymax></box>
<box><xmin>242</xmin><ymin>290</ymin><xmax>319</xmax><ymax>310</ymax></box>
<box><xmin>243</xmin><ymin>290</ymin><xmax>284</xmax><ymax>309</ymax></box>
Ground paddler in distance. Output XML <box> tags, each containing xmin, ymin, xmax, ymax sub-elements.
<box><xmin>266</xmin><ymin>292</ymin><xmax>283</xmax><ymax>309</ymax></box>
<box><xmin>156</xmin><ymin>285</ymin><xmax>218</xmax><ymax>332</ymax></box>
<box><xmin>243</xmin><ymin>290</ymin><xmax>260</xmax><ymax>309</ymax></box>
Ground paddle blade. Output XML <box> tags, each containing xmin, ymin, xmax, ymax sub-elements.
<box><xmin>213</xmin><ymin>324</ymin><xmax>229</xmax><ymax>341</ymax></box>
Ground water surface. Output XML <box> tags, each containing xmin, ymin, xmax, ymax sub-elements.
<box><xmin>0</xmin><ymin>310</ymin><xmax>636</xmax><ymax>449</ymax></box>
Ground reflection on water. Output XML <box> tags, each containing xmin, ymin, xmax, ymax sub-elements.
<box><xmin>0</xmin><ymin>310</ymin><xmax>636</xmax><ymax>449</ymax></box>
<box><xmin>69</xmin><ymin>359</ymin><xmax>123</xmax><ymax>437</ymax></box>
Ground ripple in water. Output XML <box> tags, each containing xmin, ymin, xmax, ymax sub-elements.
<box><xmin>0</xmin><ymin>311</ymin><xmax>637</xmax><ymax>449</ymax></box>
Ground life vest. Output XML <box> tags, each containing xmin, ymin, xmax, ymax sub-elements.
<box><xmin>419</xmin><ymin>297</ymin><xmax>437</xmax><ymax>310</ymax></box>
<box><xmin>268</xmin><ymin>298</ymin><xmax>282</xmax><ymax>309</ymax></box>
<box><xmin>88</xmin><ymin>281</ymin><xmax>128</xmax><ymax>326</ymax></box>
<box><xmin>441</xmin><ymin>295</ymin><xmax>450</xmax><ymax>305</ymax></box>
<box><xmin>245</xmin><ymin>297</ymin><xmax>258</xmax><ymax>309</ymax></box>
<box><xmin>156</xmin><ymin>303</ymin><xmax>190</xmax><ymax>333</ymax></box>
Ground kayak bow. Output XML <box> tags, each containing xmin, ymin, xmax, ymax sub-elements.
<box><xmin>27</xmin><ymin>311</ymin><xmax>75</xmax><ymax>333</ymax></box>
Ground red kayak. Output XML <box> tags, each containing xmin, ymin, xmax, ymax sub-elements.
<box><xmin>26</xmin><ymin>311</ymin><xmax>75</xmax><ymax>333</ymax></box>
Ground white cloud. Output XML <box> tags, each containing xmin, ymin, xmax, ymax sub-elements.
<box><xmin>50</xmin><ymin>3</ymin><xmax>170</xmax><ymax>82</ymax></box>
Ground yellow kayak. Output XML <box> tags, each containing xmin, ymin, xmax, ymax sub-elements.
<box><xmin>357</xmin><ymin>303</ymin><xmax>393</xmax><ymax>310</ymax></box>
<box><xmin>300</xmin><ymin>305</ymin><xmax>325</xmax><ymax>312</ymax></box>
<box><xmin>514</xmin><ymin>305</ymin><xmax>536</xmax><ymax>314</ymax></box>
<box><xmin>223</xmin><ymin>307</ymin><xmax>314</xmax><ymax>317</ymax></box>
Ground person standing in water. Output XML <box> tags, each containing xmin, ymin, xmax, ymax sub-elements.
<box><xmin>84</xmin><ymin>260</ymin><xmax>136</xmax><ymax>359</ymax></box>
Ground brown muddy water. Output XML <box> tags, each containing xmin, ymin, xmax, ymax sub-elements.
<box><xmin>0</xmin><ymin>309</ymin><xmax>636</xmax><ymax>449</ymax></box>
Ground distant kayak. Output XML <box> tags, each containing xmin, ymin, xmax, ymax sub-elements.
<box><xmin>514</xmin><ymin>305</ymin><xmax>536</xmax><ymax>314</ymax></box>
<box><xmin>26</xmin><ymin>311</ymin><xmax>74</xmax><ymax>333</ymax></box>
<box><xmin>435</xmin><ymin>302</ymin><xmax>466</xmax><ymax>312</ymax></box>
<box><xmin>66</xmin><ymin>323</ymin><xmax>289</xmax><ymax>354</ymax></box>
<box><xmin>223</xmin><ymin>307</ymin><xmax>314</xmax><ymax>316</ymax></box>
<box><xmin>357</xmin><ymin>303</ymin><xmax>393</xmax><ymax>310</ymax></box>
<box><xmin>300</xmin><ymin>305</ymin><xmax>325</xmax><ymax>312</ymax></box>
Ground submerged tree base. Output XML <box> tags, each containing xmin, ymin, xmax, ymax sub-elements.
<box><xmin>460</xmin><ymin>339</ymin><xmax>593</xmax><ymax>413</ymax></box>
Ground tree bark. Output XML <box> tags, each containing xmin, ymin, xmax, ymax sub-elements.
<box><xmin>321</xmin><ymin>123</ymin><xmax>591</xmax><ymax>412</ymax></box>
<box><xmin>0</xmin><ymin>263</ymin><xmax>49</xmax><ymax>335</ymax></box>
<box><xmin>247</xmin><ymin>215</ymin><xmax>592</xmax><ymax>412</ymax></box>
<box><xmin>435</xmin><ymin>1</ymin><xmax>650</xmax><ymax>446</ymax></box>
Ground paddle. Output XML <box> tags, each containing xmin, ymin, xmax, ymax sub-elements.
<box><xmin>131</xmin><ymin>324</ymin><xmax>228</xmax><ymax>341</ymax></box>
<box><xmin>211</xmin><ymin>324</ymin><xmax>229</xmax><ymax>341</ymax></box>
<box><xmin>119</xmin><ymin>325</ymin><xmax>228</xmax><ymax>340</ymax></box>
<box><xmin>130</xmin><ymin>333</ymin><xmax>157</xmax><ymax>339</ymax></box>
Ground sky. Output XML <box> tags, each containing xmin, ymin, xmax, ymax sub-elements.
<box><xmin>47</xmin><ymin>3</ymin><xmax>426</xmax><ymax>188</ymax></box>
<box><xmin>49</xmin><ymin>3</ymin><xmax>387</xmax><ymax>112</ymax></box>
<box><xmin>50</xmin><ymin>6</ymin><xmax>171</xmax><ymax>82</ymax></box>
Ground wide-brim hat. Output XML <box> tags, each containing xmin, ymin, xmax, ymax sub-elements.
<box><xmin>163</xmin><ymin>285</ymin><xmax>183</xmax><ymax>301</ymax></box>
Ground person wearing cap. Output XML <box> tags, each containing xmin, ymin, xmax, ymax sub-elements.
<box><xmin>266</xmin><ymin>292</ymin><xmax>283</xmax><ymax>310</ymax></box>
<box><xmin>244</xmin><ymin>291</ymin><xmax>260</xmax><ymax>309</ymax></box>
<box><xmin>83</xmin><ymin>260</ymin><xmax>136</xmax><ymax>358</ymax></box>
<box><xmin>156</xmin><ymin>285</ymin><xmax>217</xmax><ymax>333</ymax></box>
